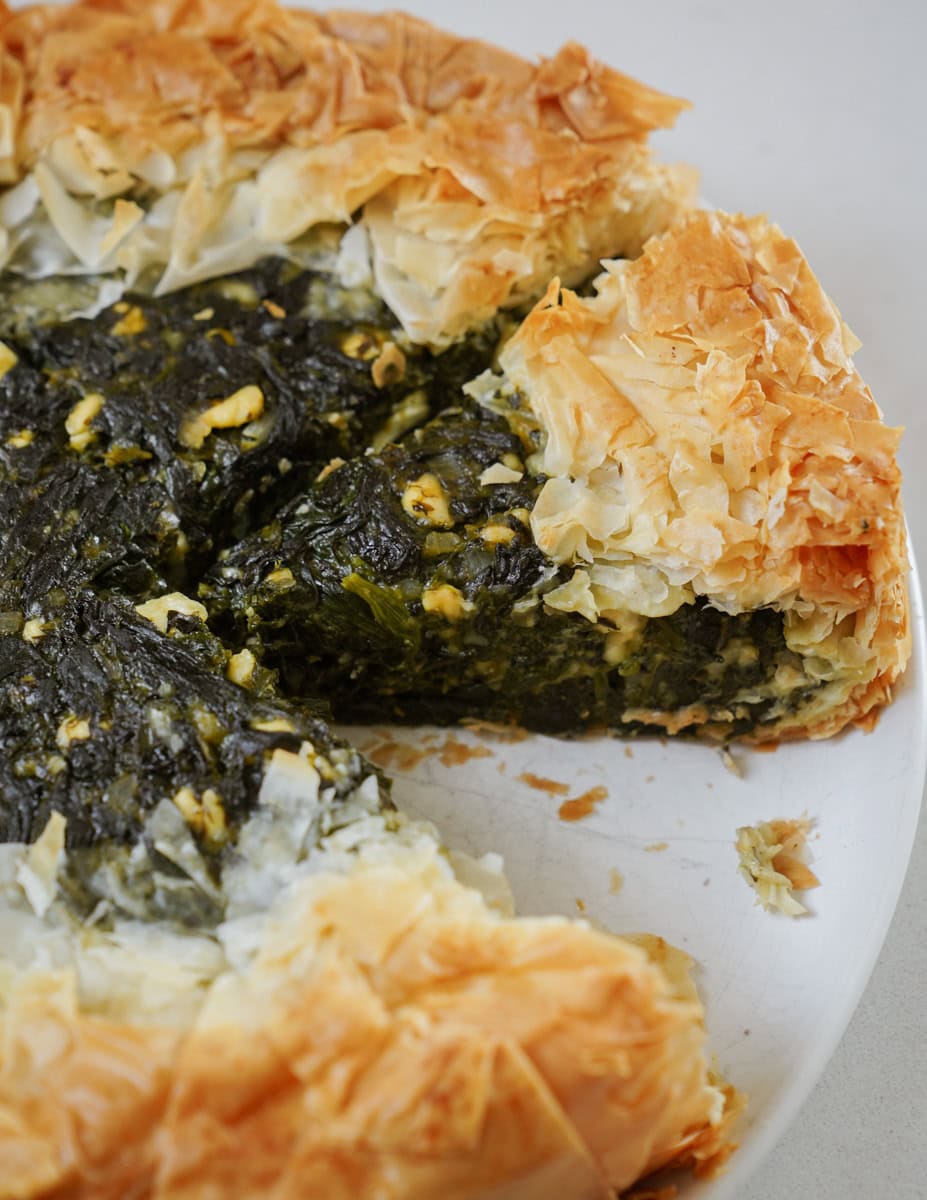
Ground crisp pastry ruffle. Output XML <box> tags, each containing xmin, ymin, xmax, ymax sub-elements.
<box><xmin>497</xmin><ymin>209</ymin><xmax>909</xmax><ymax>739</ymax></box>
<box><xmin>0</xmin><ymin>823</ymin><xmax>738</xmax><ymax>1198</ymax></box>
<box><xmin>0</xmin><ymin>1</ymin><xmax>696</xmax><ymax>344</ymax></box>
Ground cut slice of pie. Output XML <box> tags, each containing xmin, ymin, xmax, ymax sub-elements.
<box><xmin>207</xmin><ymin>210</ymin><xmax>909</xmax><ymax>742</ymax></box>
<box><xmin>0</xmin><ymin>589</ymin><xmax>739</xmax><ymax>1199</ymax></box>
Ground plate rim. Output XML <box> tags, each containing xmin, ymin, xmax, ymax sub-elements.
<box><xmin>706</xmin><ymin>553</ymin><xmax>927</xmax><ymax>1198</ymax></box>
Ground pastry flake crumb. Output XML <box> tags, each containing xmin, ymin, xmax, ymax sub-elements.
<box><xmin>366</xmin><ymin>739</ymin><xmax>427</xmax><ymax>772</ymax></box>
<box><xmin>459</xmin><ymin>718</ymin><xmax>529</xmax><ymax>743</ymax></box>
<box><xmin>718</xmin><ymin>746</ymin><xmax>744</xmax><ymax>778</ymax></box>
<box><xmin>518</xmin><ymin>771</ymin><xmax>570</xmax><ymax>797</ymax></box>
<box><xmin>437</xmin><ymin>735</ymin><xmax>492</xmax><ymax>768</ymax></box>
<box><xmin>366</xmin><ymin>734</ymin><xmax>491</xmax><ymax>772</ymax></box>
<box><xmin>558</xmin><ymin>785</ymin><xmax>607</xmax><ymax>822</ymax></box>
<box><xmin>736</xmin><ymin>817</ymin><xmax>819</xmax><ymax>916</ymax></box>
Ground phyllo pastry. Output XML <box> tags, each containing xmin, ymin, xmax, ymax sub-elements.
<box><xmin>0</xmin><ymin>0</ymin><xmax>694</xmax><ymax>345</ymax></box>
<box><xmin>0</xmin><ymin>594</ymin><xmax>738</xmax><ymax>1199</ymax></box>
<box><xmin>209</xmin><ymin>210</ymin><xmax>909</xmax><ymax>741</ymax></box>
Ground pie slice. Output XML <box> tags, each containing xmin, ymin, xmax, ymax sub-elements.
<box><xmin>207</xmin><ymin>211</ymin><xmax>909</xmax><ymax>742</ymax></box>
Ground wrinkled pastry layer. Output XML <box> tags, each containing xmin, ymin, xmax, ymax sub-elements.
<box><xmin>0</xmin><ymin>0</ymin><xmax>695</xmax><ymax>344</ymax></box>
<box><xmin>495</xmin><ymin>209</ymin><xmax>909</xmax><ymax>739</ymax></box>
<box><xmin>0</xmin><ymin>821</ymin><xmax>737</xmax><ymax>1199</ymax></box>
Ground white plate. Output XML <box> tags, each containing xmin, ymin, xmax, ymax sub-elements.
<box><xmin>343</xmin><ymin>561</ymin><xmax>926</xmax><ymax>1195</ymax></box>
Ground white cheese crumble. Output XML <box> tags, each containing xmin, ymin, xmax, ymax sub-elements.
<box><xmin>179</xmin><ymin>385</ymin><xmax>265</xmax><ymax>450</ymax></box>
<box><xmin>135</xmin><ymin>592</ymin><xmax>208</xmax><ymax>633</ymax></box>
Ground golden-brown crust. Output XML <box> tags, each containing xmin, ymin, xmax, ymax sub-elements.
<box><xmin>499</xmin><ymin>209</ymin><xmax>909</xmax><ymax>739</ymax></box>
<box><xmin>0</xmin><ymin>849</ymin><xmax>737</xmax><ymax>1199</ymax></box>
<box><xmin>0</xmin><ymin>2</ymin><xmax>686</xmax><ymax>174</ymax></box>
<box><xmin>0</xmin><ymin>1</ymin><xmax>695</xmax><ymax>344</ymax></box>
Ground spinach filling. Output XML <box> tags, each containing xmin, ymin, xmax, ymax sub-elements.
<box><xmin>0</xmin><ymin>257</ymin><xmax>496</xmax><ymax>601</ymax></box>
<box><xmin>0</xmin><ymin>256</ymin><xmax>494</xmax><ymax>921</ymax></box>
<box><xmin>0</xmin><ymin>256</ymin><xmax>819</xmax><ymax>923</ymax></box>
<box><xmin>205</xmin><ymin>401</ymin><xmax>817</xmax><ymax>736</ymax></box>
<box><xmin>0</xmin><ymin>588</ymin><xmax>385</xmax><ymax>927</ymax></box>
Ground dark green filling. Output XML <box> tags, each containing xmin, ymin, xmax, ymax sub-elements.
<box><xmin>0</xmin><ymin>257</ymin><xmax>495</xmax><ymax>915</ymax></box>
<box><xmin>0</xmin><ymin>257</ymin><xmax>818</xmax><ymax>918</ymax></box>
<box><xmin>205</xmin><ymin>401</ymin><xmax>815</xmax><ymax>735</ymax></box>
<box><xmin>0</xmin><ymin>588</ymin><xmax>382</xmax><ymax>925</ymax></box>
<box><xmin>0</xmin><ymin>257</ymin><xmax>496</xmax><ymax>603</ymax></box>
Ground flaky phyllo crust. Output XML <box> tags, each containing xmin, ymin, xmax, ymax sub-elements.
<box><xmin>0</xmin><ymin>819</ymin><xmax>738</xmax><ymax>1199</ymax></box>
<box><xmin>0</xmin><ymin>0</ymin><xmax>694</xmax><ymax>344</ymax></box>
<box><xmin>496</xmin><ymin>210</ymin><xmax>910</xmax><ymax>739</ymax></box>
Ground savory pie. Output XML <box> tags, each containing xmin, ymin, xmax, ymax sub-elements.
<box><xmin>206</xmin><ymin>209</ymin><xmax>909</xmax><ymax>741</ymax></box>
<box><xmin>0</xmin><ymin>0</ymin><xmax>909</xmax><ymax>1196</ymax></box>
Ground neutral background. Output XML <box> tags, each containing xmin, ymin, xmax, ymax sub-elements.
<box><xmin>21</xmin><ymin>0</ymin><xmax>927</xmax><ymax>1195</ymax></box>
<box><xmin>337</xmin><ymin>0</ymin><xmax>927</xmax><ymax>1195</ymax></box>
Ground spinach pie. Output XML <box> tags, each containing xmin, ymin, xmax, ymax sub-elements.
<box><xmin>0</xmin><ymin>1</ymin><xmax>908</xmax><ymax>1197</ymax></box>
